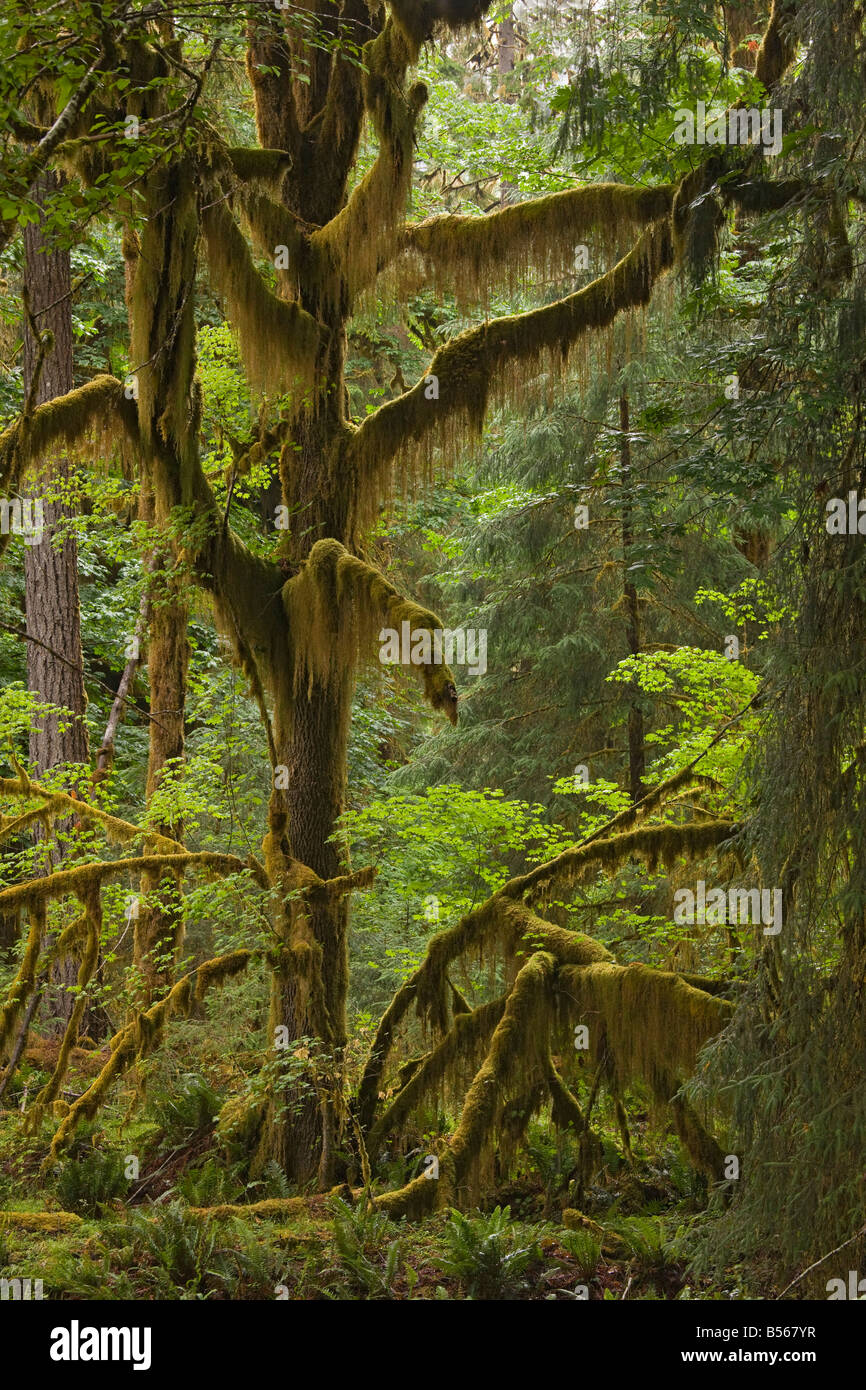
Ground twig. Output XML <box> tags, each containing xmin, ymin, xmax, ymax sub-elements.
<box><xmin>0</xmin><ymin>971</ymin><xmax>48</xmax><ymax>1102</ymax></box>
<box><xmin>776</xmin><ymin>1224</ymin><xmax>866</xmax><ymax>1300</ymax></box>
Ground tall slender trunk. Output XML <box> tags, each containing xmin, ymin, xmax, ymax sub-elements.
<box><xmin>134</xmin><ymin>507</ymin><xmax>189</xmax><ymax>1004</ymax></box>
<box><xmin>497</xmin><ymin>3</ymin><xmax>516</xmax><ymax>96</ymax></box>
<box><xmin>619</xmin><ymin>391</ymin><xmax>646</xmax><ymax>804</ymax></box>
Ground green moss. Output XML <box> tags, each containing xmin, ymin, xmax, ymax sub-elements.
<box><xmin>201</xmin><ymin>199</ymin><xmax>322</xmax><ymax>399</ymax></box>
<box><xmin>398</xmin><ymin>183</ymin><xmax>675</xmax><ymax>308</ymax></box>
<box><xmin>0</xmin><ymin>1210</ymin><xmax>82</xmax><ymax>1232</ymax></box>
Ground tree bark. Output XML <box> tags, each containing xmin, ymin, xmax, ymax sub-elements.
<box><xmin>22</xmin><ymin>160</ymin><xmax>91</xmax><ymax>1032</ymax></box>
<box><xmin>619</xmin><ymin>391</ymin><xmax>646</xmax><ymax>804</ymax></box>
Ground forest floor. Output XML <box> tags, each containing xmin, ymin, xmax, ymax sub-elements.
<box><xmin>0</xmin><ymin>1029</ymin><xmax>797</xmax><ymax>1301</ymax></box>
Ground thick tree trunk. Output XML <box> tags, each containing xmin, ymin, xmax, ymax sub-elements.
<box><xmin>264</xmin><ymin>377</ymin><xmax>354</xmax><ymax>1185</ymax></box>
<box><xmin>22</xmin><ymin>163</ymin><xmax>91</xmax><ymax>1031</ymax></box>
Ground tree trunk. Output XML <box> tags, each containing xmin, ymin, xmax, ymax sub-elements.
<box><xmin>264</xmin><ymin>380</ymin><xmax>354</xmax><ymax>1185</ymax></box>
<box><xmin>619</xmin><ymin>391</ymin><xmax>646</xmax><ymax>804</ymax></box>
<box><xmin>497</xmin><ymin>3</ymin><xmax>517</xmax><ymax>96</ymax></box>
<box><xmin>22</xmin><ymin>161</ymin><xmax>91</xmax><ymax>1032</ymax></box>
<box><xmin>134</xmin><ymin>486</ymin><xmax>189</xmax><ymax>1004</ymax></box>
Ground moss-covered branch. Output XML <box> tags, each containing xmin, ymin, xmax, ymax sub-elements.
<box><xmin>0</xmin><ymin>777</ymin><xmax>184</xmax><ymax>854</ymax></box>
<box><xmin>282</xmin><ymin>538</ymin><xmax>459</xmax><ymax>723</ymax></box>
<box><xmin>346</xmin><ymin>219</ymin><xmax>675</xmax><ymax>494</ymax></box>
<box><xmin>44</xmin><ymin>948</ymin><xmax>256</xmax><ymax>1165</ymax></box>
<box><xmin>309</xmin><ymin>20</ymin><xmax>426</xmax><ymax>308</ymax></box>
<box><xmin>0</xmin><ymin>851</ymin><xmax>266</xmax><ymax>912</ymax></box>
<box><xmin>507</xmin><ymin>818</ymin><xmax>738</xmax><ymax>905</ymax></box>
<box><xmin>358</xmin><ymin>819</ymin><xmax>734</xmax><ymax>1128</ymax></box>
<box><xmin>0</xmin><ymin>906</ymin><xmax>44</xmax><ymax>1058</ymax></box>
<box><xmin>396</xmin><ymin>182</ymin><xmax>676</xmax><ymax>305</ymax></box>
<box><xmin>201</xmin><ymin>199</ymin><xmax>323</xmax><ymax>398</ymax></box>
<box><xmin>366</xmin><ymin>995</ymin><xmax>508</xmax><ymax>1156</ymax></box>
<box><xmin>376</xmin><ymin>948</ymin><xmax>556</xmax><ymax>1217</ymax></box>
<box><xmin>0</xmin><ymin>376</ymin><xmax>137</xmax><ymax>536</ymax></box>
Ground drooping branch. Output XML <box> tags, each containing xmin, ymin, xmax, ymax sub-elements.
<box><xmin>376</xmin><ymin>948</ymin><xmax>556</xmax><ymax>1218</ymax></box>
<box><xmin>395</xmin><ymin>182</ymin><xmax>677</xmax><ymax>306</ymax></box>
<box><xmin>346</xmin><ymin>0</ymin><xmax>803</xmax><ymax>506</ymax></box>
<box><xmin>374</xmin><ymin>952</ymin><xmax>733</xmax><ymax>1218</ymax></box>
<box><xmin>357</xmin><ymin>819</ymin><xmax>735</xmax><ymax>1129</ymax></box>
<box><xmin>0</xmin><ymin>905</ymin><xmax>44</xmax><ymax>1058</ymax></box>
<box><xmin>201</xmin><ymin>198</ymin><xmax>324</xmax><ymax>398</ymax></box>
<box><xmin>366</xmin><ymin>995</ymin><xmax>508</xmax><ymax>1155</ymax></box>
<box><xmin>0</xmin><ymin>376</ymin><xmax>137</xmax><ymax>540</ymax></box>
<box><xmin>43</xmin><ymin>947</ymin><xmax>257</xmax><ymax>1166</ymax></box>
<box><xmin>0</xmin><ymin>51</ymin><xmax>104</xmax><ymax>257</ymax></box>
<box><xmin>282</xmin><ymin>538</ymin><xmax>460</xmax><ymax>723</ymax></box>
<box><xmin>346</xmin><ymin>218</ymin><xmax>676</xmax><ymax>494</ymax></box>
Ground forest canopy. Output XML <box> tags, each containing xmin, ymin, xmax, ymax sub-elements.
<box><xmin>0</xmin><ymin>0</ymin><xmax>864</xmax><ymax>1311</ymax></box>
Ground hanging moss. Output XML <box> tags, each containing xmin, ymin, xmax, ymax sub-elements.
<box><xmin>194</xmin><ymin>949</ymin><xmax>254</xmax><ymax>1003</ymax></box>
<box><xmin>238</xmin><ymin>188</ymin><xmax>311</xmax><ymax>289</ymax></box>
<box><xmin>345</xmin><ymin>219</ymin><xmax>676</xmax><ymax>512</ymax></box>
<box><xmin>282</xmin><ymin>538</ymin><xmax>459</xmax><ymax>723</ymax></box>
<box><xmin>0</xmin><ymin>376</ymin><xmax>135</xmax><ymax>545</ymax></box>
<box><xmin>754</xmin><ymin>0</ymin><xmax>798</xmax><ymax>90</ymax></box>
<box><xmin>366</xmin><ymin>996</ymin><xmax>508</xmax><ymax>1155</ymax></box>
<box><xmin>509</xmin><ymin>818</ymin><xmax>738</xmax><ymax>904</ymax></box>
<box><xmin>556</xmin><ymin>961</ymin><xmax>733</xmax><ymax>1105</ymax></box>
<box><xmin>225</xmin><ymin>146</ymin><xmax>293</xmax><ymax>188</ymax></box>
<box><xmin>548</xmin><ymin>1062</ymin><xmax>586</xmax><ymax>1135</ymax></box>
<box><xmin>670</xmin><ymin>1095</ymin><xmax>726</xmax><ymax>1181</ymax></box>
<box><xmin>397</xmin><ymin>183</ymin><xmax>676</xmax><ymax>308</ymax></box>
<box><xmin>201</xmin><ymin>199</ymin><xmax>323</xmax><ymax>399</ymax></box>
<box><xmin>389</xmin><ymin>0</ymin><xmax>491</xmax><ymax>52</ymax></box>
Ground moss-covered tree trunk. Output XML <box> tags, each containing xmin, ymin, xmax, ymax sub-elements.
<box><xmin>619</xmin><ymin>391</ymin><xmax>646</xmax><ymax>803</ymax></box>
<box><xmin>134</xmin><ymin>487</ymin><xmax>189</xmax><ymax>1004</ymax></box>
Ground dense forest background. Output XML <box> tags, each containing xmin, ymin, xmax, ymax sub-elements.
<box><xmin>0</xmin><ymin>0</ymin><xmax>864</xmax><ymax>1302</ymax></box>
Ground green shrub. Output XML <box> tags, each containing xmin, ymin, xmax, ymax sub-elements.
<box><xmin>438</xmin><ymin>1206</ymin><xmax>542</xmax><ymax>1299</ymax></box>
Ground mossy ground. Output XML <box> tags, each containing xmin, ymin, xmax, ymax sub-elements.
<box><xmin>0</xmin><ymin>1030</ymin><xmax>769</xmax><ymax>1300</ymax></box>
